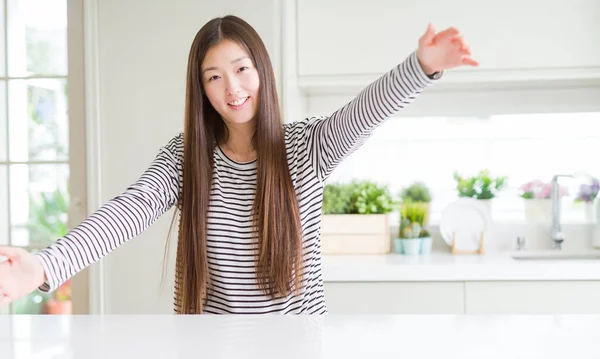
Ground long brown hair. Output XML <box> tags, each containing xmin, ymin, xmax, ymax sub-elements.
<box><xmin>165</xmin><ymin>16</ymin><xmax>304</xmax><ymax>314</ymax></box>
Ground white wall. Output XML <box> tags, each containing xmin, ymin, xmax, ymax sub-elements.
<box><xmin>93</xmin><ymin>0</ymin><xmax>282</xmax><ymax>314</ymax></box>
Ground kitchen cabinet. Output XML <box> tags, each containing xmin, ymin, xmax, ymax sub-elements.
<box><xmin>296</xmin><ymin>0</ymin><xmax>600</xmax><ymax>89</ymax></box>
<box><xmin>324</xmin><ymin>281</ymin><xmax>600</xmax><ymax>314</ymax></box>
<box><xmin>323</xmin><ymin>282</ymin><xmax>464</xmax><ymax>314</ymax></box>
<box><xmin>464</xmin><ymin>281</ymin><xmax>600</xmax><ymax>314</ymax></box>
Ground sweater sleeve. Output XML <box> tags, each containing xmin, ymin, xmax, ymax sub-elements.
<box><xmin>34</xmin><ymin>133</ymin><xmax>183</xmax><ymax>293</ymax></box>
<box><xmin>304</xmin><ymin>51</ymin><xmax>440</xmax><ymax>182</ymax></box>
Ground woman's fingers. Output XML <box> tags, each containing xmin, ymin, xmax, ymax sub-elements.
<box><xmin>452</xmin><ymin>36</ymin><xmax>472</xmax><ymax>53</ymax></box>
<box><xmin>0</xmin><ymin>282</ymin><xmax>10</xmax><ymax>307</ymax></box>
<box><xmin>462</xmin><ymin>56</ymin><xmax>479</xmax><ymax>66</ymax></box>
<box><xmin>434</xmin><ymin>27</ymin><xmax>460</xmax><ymax>43</ymax></box>
<box><xmin>419</xmin><ymin>23</ymin><xmax>437</xmax><ymax>46</ymax></box>
<box><xmin>0</xmin><ymin>295</ymin><xmax>12</xmax><ymax>308</ymax></box>
<box><xmin>0</xmin><ymin>246</ymin><xmax>23</xmax><ymax>260</ymax></box>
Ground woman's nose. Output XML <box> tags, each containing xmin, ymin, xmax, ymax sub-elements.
<box><xmin>225</xmin><ymin>77</ymin><xmax>241</xmax><ymax>96</ymax></box>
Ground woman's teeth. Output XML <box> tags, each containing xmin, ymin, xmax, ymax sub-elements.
<box><xmin>228</xmin><ymin>97</ymin><xmax>248</xmax><ymax>106</ymax></box>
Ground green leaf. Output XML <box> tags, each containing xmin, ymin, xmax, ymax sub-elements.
<box><xmin>399</xmin><ymin>181</ymin><xmax>431</xmax><ymax>203</ymax></box>
<box><xmin>452</xmin><ymin>169</ymin><xmax>507</xmax><ymax>200</ymax></box>
<box><xmin>26</xmin><ymin>186</ymin><xmax>70</xmax><ymax>246</ymax></box>
<box><xmin>322</xmin><ymin>180</ymin><xmax>393</xmax><ymax>215</ymax></box>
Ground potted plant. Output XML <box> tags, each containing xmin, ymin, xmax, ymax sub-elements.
<box><xmin>520</xmin><ymin>179</ymin><xmax>569</xmax><ymax>223</ymax></box>
<box><xmin>321</xmin><ymin>180</ymin><xmax>394</xmax><ymax>254</ymax></box>
<box><xmin>17</xmin><ymin>187</ymin><xmax>72</xmax><ymax>315</ymax></box>
<box><xmin>397</xmin><ymin>222</ymin><xmax>421</xmax><ymax>255</ymax></box>
<box><xmin>574</xmin><ymin>176</ymin><xmax>600</xmax><ymax>222</ymax></box>
<box><xmin>399</xmin><ymin>181</ymin><xmax>432</xmax><ymax>225</ymax></box>
<box><xmin>393</xmin><ymin>202</ymin><xmax>432</xmax><ymax>255</ymax></box>
<box><xmin>453</xmin><ymin>169</ymin><xmax>506</xmax><ymax>212</ymax></box>
<box><xmin>44</xmin><ymin>279</ymin><xmax>72</xmax><ymax>315</ymax></box>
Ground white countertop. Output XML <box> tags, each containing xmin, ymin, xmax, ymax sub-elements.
<box><xmin>322</xmin><ymin>251</ymin><xmax>600</xmax><ymax>281</ymax></box>
<box><xmin>2</xmin><ymin>315</ymin><xmax>600</xmax><ymax>358</ymax></box>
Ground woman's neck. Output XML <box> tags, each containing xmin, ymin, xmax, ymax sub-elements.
<box><xmin>221</xmin><ymin>122</ymin><xmax>256</xmax><ymax>162</ymax></box>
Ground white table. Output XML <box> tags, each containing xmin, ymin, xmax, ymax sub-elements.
<box><xmin>1</xmin><ymin>315</ymin><xmax>600</xmax><ymax>358</ymax></box>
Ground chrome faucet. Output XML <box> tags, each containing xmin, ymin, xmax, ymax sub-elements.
<box><xmin>550</xmin><ymin>174</ymin><xmax>572</xmax><ymax>250</ymax></box>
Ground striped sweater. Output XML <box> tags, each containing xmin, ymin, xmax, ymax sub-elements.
<box><xmin>34</xmin><ymin>51</ymin><xmax>438</xmax><ymax>314</ymax></box>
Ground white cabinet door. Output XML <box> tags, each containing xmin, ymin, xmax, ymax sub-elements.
<box><xmin>297</xmin><ymin>0</ymin><xmax>600</xmax><ymax>82</ymax></box>
<box><xmin>465</xmin><ymin>281</ymin><xmax>600</xmax><ymax>314</ymax></box>
<box><xmin>324</xmin><ymin>282</ymin><xmax>464</xmax><ymax>314</ymax></box>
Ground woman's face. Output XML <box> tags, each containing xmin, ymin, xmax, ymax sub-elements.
<box><xmin>201</xmin><ymin>39</ymin><xmax>260</xmax><ymax>126</ymax></box>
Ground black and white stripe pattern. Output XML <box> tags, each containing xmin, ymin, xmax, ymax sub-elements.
<box><xmin>34</xmin><ymin>51</ymin><xmax>437</xmax><ymax>314</ymax></box>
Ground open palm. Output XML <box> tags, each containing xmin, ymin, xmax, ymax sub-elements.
<box><xmin>416</xmin><ymin>24</ymin><xmax>478</xmax><ymax>75</ymax></box>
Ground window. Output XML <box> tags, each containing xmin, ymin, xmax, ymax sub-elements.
<box><xmin>1</xmin><ymin>0</ymin><xmax>71</xmax><ymax>315</ymax></box>
<box><xmin>325</xmin><ymin>111</ymin><xmax>600</xmax><ymax>225</ymax></box>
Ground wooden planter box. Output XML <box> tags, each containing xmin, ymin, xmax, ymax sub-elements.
<box><xmin>320</xmin><ymin>214</ymin><xmax>391</xmax><ymax>254</ymax></box>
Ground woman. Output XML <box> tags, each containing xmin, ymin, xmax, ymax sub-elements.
<box><xmin>0</xmin><ymin>16</ymin><xmax>477</xmax><ymax>314</ymax></box>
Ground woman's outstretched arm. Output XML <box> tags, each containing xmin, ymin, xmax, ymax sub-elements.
<box><xmin>304</xmin><ymin>24</ymin><xmax>477</xmax><ymax>182</ymax></box>
<box><xmin>34</xmin><ymin>133</ymin><xmax>183</xmax><ymax>293</ymax></box>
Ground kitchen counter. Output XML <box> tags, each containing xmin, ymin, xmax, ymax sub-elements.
<box><xmin>322</xmin><ymin>251</ymin><xmax>600</xmax><ymax>281</ymax></box>
<box><xmin>1</xmin><ymin>315</ymin><xmax>599</xmax><ymax>358</ymax></box>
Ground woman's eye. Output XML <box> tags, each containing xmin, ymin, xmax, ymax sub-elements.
<box><xmin>208</xmin><ymin>75</ymin><xmax>219</xmax><ymax>82</ymax></box>
<box><xmin>238</xmin><ymin>66</ymin><xmax>249</xmax><ymax>72</ymax></box>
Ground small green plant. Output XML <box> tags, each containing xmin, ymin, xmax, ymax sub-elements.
<box><xmin>399</xmin><ymin>181</ymin><xmax>431</xmax><ymax>203</ymax></box>
<box><xmin>400</xmin><ymin>201</ymin><xmax>428</xmax><ymax>225</ymax></box>
<box><xmin>349</xmin><ymin>181</ymin><xmax>394</xmax><ymax>214</ymax></box>
<box><xmin>399</xmin><ymin>202</ymin><xmax>430</xmax><ymax>239</ymax></box>
<box><xmin>322</xmin><ymin>183</ymin><xmax>353</xmax><ymax>214</ymax></box>
<box><xmin>26</xmin><ymin>187</ymin><xmax>69</xmax><ymax>246</ymax></box>
<box><xmin>453</xmin><ymin>169</ymin><xmax>507</xmax><ymax>200</ymax></box>
<box><xmin>401</xmin><ymin>222</ymin><xmax>422</xmax><ymax>239</ymax></box>
<box><xmin>322</xmin><ymin>180</ymin><xmax>394</xmax><ymax>215</ymax></box>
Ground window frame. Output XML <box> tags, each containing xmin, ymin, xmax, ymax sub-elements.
<box><xmin>0</xmin><ymin>0</ymin><xmax>86</xmax><ymax>316</ymax></box>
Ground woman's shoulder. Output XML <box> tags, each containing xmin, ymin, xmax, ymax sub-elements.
<box><xmin>165</xmin><ymin>132</ymin><xmax>184</xmax><ymax>149</ymax></box>
<box><xmin>159</xmin><ymin>132</ymin><xmax>184</xmax><ymax>162</ymax></box>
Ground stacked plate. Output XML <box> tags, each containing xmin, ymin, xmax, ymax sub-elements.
<box><xmin>439</xmin><ymin>198</ymin><xmax>492</xmax><ymax>252</ymax></box>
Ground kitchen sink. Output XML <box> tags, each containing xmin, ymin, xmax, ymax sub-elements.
<box><xmin>511</xmin><ymin>250</ymin><xmax>600</xmax><ymax>260</ymax></box>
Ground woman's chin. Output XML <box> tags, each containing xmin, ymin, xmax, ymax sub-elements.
<box><xmin>223</xmin><ymin>114</ymin><xmax>257</xmax><ymax>126</ymax></box>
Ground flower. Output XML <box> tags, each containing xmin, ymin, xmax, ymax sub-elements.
<box><xmin>575</xmin><ymin>177</ymin><xmax>600</xmax><ymax>203</ymax></box>
<box><xmin>520</xmin><ymin>179</ymin><xmax>569</xmax><ymax>199</ymax></box>
<box><xmin>55</xmin><ymin>279</ymin><xmax>72</xmax><ymax>302</ymax></box>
